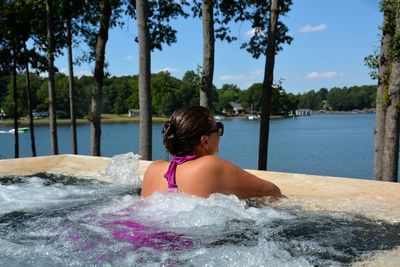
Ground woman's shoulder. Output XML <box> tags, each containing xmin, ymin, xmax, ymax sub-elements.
<box><xmin>195</xmin><ymin>155</ymin><xmax>233</xmax><ymax>169</ymax></box>
<box><xmin>188</xmin><ymin>155</ymin><xmax>231</xmax><ymax>178</ymax></box>
<box><xmin>146</xmin><ymin>160</ymin><xmax>169</xmax><ymax>173</ymax></box>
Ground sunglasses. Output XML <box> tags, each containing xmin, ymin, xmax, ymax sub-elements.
<box><xmin>210</xmin><ymin>122</ymin><xmax>224</xmax><ymax>136</ymax></box>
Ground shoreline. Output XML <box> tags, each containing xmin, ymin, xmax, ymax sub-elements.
<box><xmin>0</xmin><ymin>115</ymin><xmax>169</xmax><ymax>126</ymax></box>
<box><xmin>0</xmin><ymin>111</ymin><xmax>375</xmax><ymax>126</ymax></box>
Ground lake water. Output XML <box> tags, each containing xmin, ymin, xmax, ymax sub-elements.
<box><xmin>0</xmin><ymin>114</ymin><xmax>390</xmax><ymax>180</ymax></box>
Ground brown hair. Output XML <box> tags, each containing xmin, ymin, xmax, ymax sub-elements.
<box><xmin>162</xmin><ymin>106</ymin><xmax>215</xmax><ymax>155</ymax></box>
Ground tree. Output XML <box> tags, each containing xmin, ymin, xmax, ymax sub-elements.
<box><xmin>235</xmin><ymin>0</ymin><xmax>292</xmax><ymax>170</ymax></box>
<box><xmin>200</xmin><ymin>0</ymin><xmax>214</xmax><ymax>110</ymax></box>
<box><xmin>258</xmin><ymin>0</ymin><xmax>280</xmax><ymax>170</ymax></box>
<box><xmin>24</xmin><ymin>43</ymin><xmax>36</xmax><ymax>157</ymax></box>
<box><xmin>1</xmin><ymin>1</ymin><xmax>19</xmax><ymax>158</ymax></box>
<box><xmin>216</xmin><ymin>84</ymin><xmax>240</xmax><ymax>111</ymax></box>
<box><xmin>62</xmin><ymin>0</ymin><xmax>83</xmax><ymax>154</ymax></box>
<box><xmin>192</xmin><ymin>0</ymin><xmax>240</xmax><ymax>111</ymax></box>
<box><xmin>0</xmin><ymin>1</ymin><xmax>41</xmax><ymax>158</ymax></box>
<box><xmin>179</xmin><ymin>71</ymin><xmax>200</xmax><ymax>106</ymax></box>
<box><xmin>130</xmin><ymin>0</ymin><xmax>188</xmax><ymax>159</ymax></box>
<box><xmin>90</xmin><ymin>0</ymin><xmax>112</xmax><ymax>156</ymax></box>
<box><xmin>12</xmin><ymin>39</ymin><xmax>19</xmax><ymax>158</ymax></box>
<box><xmin>374</xmin><ymin>0</ymin><xmax>400</xmax><ymax>182</ymax></box>
<box><xmin>136</xmin><ymin>0</ymin><xmax>152</xmax><ymax>160</ymax></box>
<box><xmin>46</xmin><ymin>0</ymin><xmax>59</xmax><ymax>155</ymax></box>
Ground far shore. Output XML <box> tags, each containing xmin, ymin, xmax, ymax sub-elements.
<box><xmin>0</xmin><ymin>114</ymin><xmax>168</xmax><ymax>126</ymax></box>
<box><xmin>0</xmin><ymin>110</ymin><xmax>375</xmax><ymax>126</ymax></box>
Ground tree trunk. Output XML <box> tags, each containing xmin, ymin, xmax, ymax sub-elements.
<box><xmin>46</xmin><ymin>0</ymin><xmax>58</xmax><ymax>155</ymax></box>
<box><xmin>136</xmin><ymin>0</ymin><xmax>152</xmax><ymax>160</ymax></box>
<box><xmin>12</xmin><ymin>44</ymin><xmax>19</xmax><ymax>159</ymax></box>
<box><xmin>66</xmin><ymin>2</ymin><xmax>78</xmax><ymax>154</ymax></box>
<box><xmin>24</xmin><ymin>43</ymin><xmax>36</xmax><ymax>157</ymax></box>
<box><xmin>375</xmin><ymin>0</ymin><xmax>394</xmax><ymax>180</ymax></box>
<box><xmin>90</xmin><ymin>0</ymin><xmax>111</xmax><ymax>156</ymax></box>
<box><xmin>258</xmin><ymin>0</ymin><xmax>279</xmax><ymax>170</ymax></box>
<box><xmin>375</xmin><ymin>0</ymin><xmax>399</xmax><ymax>182</ymax></box>
<box><xmin>381</xmin><ymin>2</ymin><xmax>400</xmax><ymax>182</ymax></box>
<box><xmin>200</xmin><ymin>0</ymin><xmax>214</xmax><ymax>111</ymax></box>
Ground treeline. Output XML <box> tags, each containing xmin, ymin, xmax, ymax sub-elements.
<box><xmin>0</xmin><ymin>71</ymin><xmax>376</xmax><ymax>118</ymax></box>
<box><xmin>297</xmin><ymin>86</ymin><xmax>377</xmax><ymax>111</ymax></box>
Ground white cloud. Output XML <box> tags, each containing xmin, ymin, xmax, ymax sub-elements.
<box><xmin>39</xmin><ymin>72</ymin><xmax>48</xmax><ymax>78</ymax></box>
<box><xmin>245</xmin><ymin>27</ymin><xmax>264</xmax><ymax>38</ymax></box>
<box><xmin>307</xmin><ymin>71</ymin><xmax>344</xmax><ymax>79</ymax></box>
<box><xmin>220</xmin><ymin>69</ymin><xmax>264</xmax><ymax>83</ymax></box>
<box><xmin>251</xmin><ymin>69</ymin><xmax>264</xmax><ymax>75</ymax></box>
<box><xmin>77</xmin><ymin>70</ymin><xmax>92</xmax><ymax>77</ymax></box>
<box><xmin>124</xmin><ymin>55</ymin><xmax>134</xmax><ymax>61</ymax></box>
<box><xmin>298</xmin><ymin>24</ymin><xmax>327</xmax><ymax>33</ymax></box>
<box><xmin>246</xmin><ymin>29</ymin><xmax>256</xmax><ymax>38</ymax></box>
<box><xmin>59</xmin><ymin>68</ymin><xmax>68</xmax><ymax>75</ymax></box>
<box><xmin>157</xmin><ymin>67</ymin><xmax>179</xmax><ymax>73</ymax></box>
<box><xmin>220</xmin><ymin>74</ymin><xmax>252</xmax><ymax>82</ymax></box>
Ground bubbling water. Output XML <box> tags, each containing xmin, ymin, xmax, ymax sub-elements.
<box><xmin>105</xmin><ymin>152</ymin><xmax>141</xmax><ymax>188</ymax></box>
<box><xmin>1</xmin><ymin>153</ymin><xmax>400</xmax><ymax>266</ymax></box>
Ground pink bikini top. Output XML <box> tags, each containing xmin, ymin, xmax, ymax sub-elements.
<box><xmin>163</xmin><ymin>155</ymin><xmax>197</xmax><ymax>192</ymax></box>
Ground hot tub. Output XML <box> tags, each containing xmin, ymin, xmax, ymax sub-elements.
<box><xmin>0</xmin><ymin>155</ymin><xmax>399</xmax><ymax>266</ymax></box>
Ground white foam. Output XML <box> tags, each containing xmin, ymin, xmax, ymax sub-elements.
<box><xmin>185</xmin><ymin>240</ymin><xmax>312</xmax><ymax>267</ymax></box>
<box><xmin>0</xmin><ymin>172</ymin><xmax>395</xmax><ymax>266</ymax></box>
<box><xmin>0</xmin><ymin>176</ymin><xmax>112</xmax><ymax>215</ymax></box>
<box><xmin>105</xmin><ymin>152</ymin><xmax>141</xmax><ymax>187</ymax></box>
<box><xmin>122</xmin><ymin>192</ymin><xmax>294</xmax><ymax>229</ymax></box>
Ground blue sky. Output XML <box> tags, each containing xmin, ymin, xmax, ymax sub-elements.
<box><xmin>55</xmin><ymin>0</ymin><xmax>382</xmax><ymax>94</ymax></box>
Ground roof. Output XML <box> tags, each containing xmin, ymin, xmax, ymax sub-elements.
<box><xmin>228</xmin><ymin>101</ymin><xmax>244</xmax><ymax>110</ymax></box>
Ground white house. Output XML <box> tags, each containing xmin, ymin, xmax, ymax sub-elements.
<box><xmin>222</xmin><ymin>102</ymin><xmax>245</xmax><ymax>115</ymax></box>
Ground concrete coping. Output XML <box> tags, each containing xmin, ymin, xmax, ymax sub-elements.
<box><xmin>0</xmin><ymin>154</ymin><xmax>399</xmax><ymax>265</ymax></box>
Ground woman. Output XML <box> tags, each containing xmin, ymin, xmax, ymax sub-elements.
<box><xmin>141</xmin><ymin>106</ymin><xmax>282</xmax><ymax>198</ymax></box>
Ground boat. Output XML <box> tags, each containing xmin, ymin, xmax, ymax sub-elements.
<box><xmin>247</xmin><ymin>114</ymin><xmax>260</xmax><ymax>120</ymax></box>
<box><xmin>213</xmin><ymin>115</ymin><xmax>225</xmax><ymax>120</ymax></box>
<box><xmin>6</xmin><ymin>127</ymin><xmax>29</xmax><ymax>134</ymax></box>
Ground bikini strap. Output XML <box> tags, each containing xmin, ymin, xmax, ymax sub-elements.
<box><xmin>164</xmin><ymin>155</ymin><xmax>197</xmax><ymax>192</ymax></box>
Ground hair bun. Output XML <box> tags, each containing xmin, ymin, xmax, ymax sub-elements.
<box><xmin>162</xmin><ymin>120</ymin><xmax>176</xmax><ymax>140</ymax></box>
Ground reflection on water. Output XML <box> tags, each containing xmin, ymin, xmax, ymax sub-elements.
<box><xmin>0</xmin><ymin>173</ymin><xmax>399</xmax><ymax>266</ymax></box>
<box><xmin>0</xmin><ymin>113</ymin><xmax>392</xmax><ymax>180</ymax></box>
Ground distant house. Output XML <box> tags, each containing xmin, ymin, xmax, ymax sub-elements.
<box><xmin>128</xmin><ymin>109</ymin><xmax>140</xmax><ymax>117</ymax></box>
<box><xmin>222</xmin><ymin>102</ymin><xmax>245</xmax><ymax>116</ymax></box>
<box><xmin>295</xmin><ymin>109</ymin><xmax>312</xmax><ymax>116</ymax></box>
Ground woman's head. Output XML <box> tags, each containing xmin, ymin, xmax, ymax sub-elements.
<box><xmin>162</xmin><ymin>106</ymin><xmax>223</xmax><ymax>156</ymax></box>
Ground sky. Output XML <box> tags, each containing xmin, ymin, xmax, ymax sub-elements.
<box><xmin>55</xmin><ymin>0</ymin><xmax>383</xmax><ymax>94</ymax></box>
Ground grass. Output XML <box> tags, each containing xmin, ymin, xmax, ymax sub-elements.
<box><xmin>0</xmin><ymin>114</ymin><xmax>169</xmax><ymax>126</ymax></box>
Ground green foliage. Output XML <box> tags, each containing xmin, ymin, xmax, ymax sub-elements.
<box><xmin>364</xmin><ymin>51</ymin><xmax>379</xmax><ymax>80</ymax></box>
<box><xmin>0</xmin><ymin>72</ymin><xmax>378</xmax><ymax>117</ymax></box>
<box><xmin>239</xmin><ymin>83</ymin><xmax>262</xmax><ymax>112</ymax></box>
<box><xmin>383</xmin><ymin>84</ymin><xmax>391</xmax><ymax>108</ymax></box>
<box><xmin>382</xmin><ymin>0</ymin><xmax>397</xmax><ymax>36</ymax></box>
<box><xmin>151</xmin><ymin>72</ymin><xmax>182</xmax><ymax>115</ymax></box>
<box><xmin>216</xmin><ymin>84</ymin><xmax>241</xmax><ymax>111</ymax></box>
<box><xmin>239</xmin><ymin>0</ymin><xmax>293</xmax><ymax>59</ymax></box>
<box><xmin>191</xmin><ymin>0</ymin><xmax>242</xmax><ymax>43</ymax></box>
<box><xmin>298</xmin><ymin>85</ymin><xmax>377</xmax><ymax>111</ymax></box>
<box><xmin>128</xmin><ymin>0</ymin><xmax>189</xmax><ymax>51</ymax></box>
<box><xmin>389</xmin><ymin>31</ymin><xmax>400</xmax><ymax>60</ymax></box>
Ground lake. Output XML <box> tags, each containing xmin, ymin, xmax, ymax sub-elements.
<box><xmin>0</xmin><ymin>113</ymin><xmax>390</xmax><ymax>180</ymax></box>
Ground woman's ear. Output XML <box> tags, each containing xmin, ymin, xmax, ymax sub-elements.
<box><xmin>200</xmin><ymin>135</ymin><xmax>209</xmax><ymax>147</ymax></box>
<box><xmin>193</xmin><ymin>135</ymin><xmax>209</xmax><ymax>156</ymax></box>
